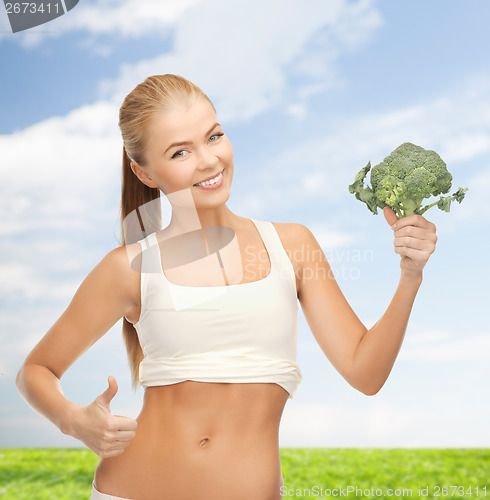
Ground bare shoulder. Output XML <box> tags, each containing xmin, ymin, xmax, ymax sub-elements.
<box><xmin>270</xmin><ymin>221</ymin><xmax>312</xmax><ymax>251</ymax></box>
<box><xmin>110</xmin><ymin>242</ymin><xmax>143</xmax><ymax>305</ymax></box>
<box><xmin>89</xmin><ymin>242</ymin><xmax>143</xmax><ymax>315</ymax></box>
<box><xmin>82</xmin><ymin>242</ymin><xmax>143</xmax><ymax>307</ymax></box>
<box><xmin>110</xmin><ymin>241</ymin><xmax>142</xmax><ymax>270</ymax></box>
<box><xmin>270</xmin><ymin>222</ymin><xmax>312</xmax><ymax>292</ymax></box>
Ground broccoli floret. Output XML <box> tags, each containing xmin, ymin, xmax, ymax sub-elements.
<box><xmin>348</xmin><ymin>142</ymin><xmax>468</xmax><ymax>218</ymax></box>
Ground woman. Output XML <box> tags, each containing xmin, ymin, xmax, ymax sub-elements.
<box><xmin>15</xmin><ymin>74</ymin><xmax>437</xmax><ymax>500</ymax></box>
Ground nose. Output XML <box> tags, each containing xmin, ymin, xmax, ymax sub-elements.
<box><xmin>196</xmin><ymin>145</ymin><xmax>220</xmax><ymax>171</ymax></box>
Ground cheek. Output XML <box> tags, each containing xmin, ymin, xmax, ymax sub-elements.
<box><xmin>221</xmin><ymin>139</ymin><xmax>234</xmax><ymax>164</ymax></box>
<box><xmin>169</xmin><ymin>169</ymin><xmax>194</xmax><ymax>187</ymax></box>
<box><xmin>152</xmin><ymin>168</ymin><xmax>191</xmax><ymax>192</ymax></box>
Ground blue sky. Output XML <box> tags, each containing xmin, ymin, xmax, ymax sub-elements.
<box><xmin>1</xmin><ymin>0</ymin><xmax>489</xmax><ymax>450</ymax></box>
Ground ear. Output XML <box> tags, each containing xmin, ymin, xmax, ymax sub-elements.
<box><xmin>130</xmin><ymin>162</ymin><xmax>159</xmax><ymax>189</ymax></box>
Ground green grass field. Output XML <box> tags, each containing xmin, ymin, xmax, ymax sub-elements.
<box><xmin>0</xmin><ymin>448</ymin><xmax>488</xmax><ymax>499</ymax></box>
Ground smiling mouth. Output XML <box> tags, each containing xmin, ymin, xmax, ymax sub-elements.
<box><xmin>193</xmin><ymin>169</ymin><xmax>224</xmax><ymax>187</ymax></box>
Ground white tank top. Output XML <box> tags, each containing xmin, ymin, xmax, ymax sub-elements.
<box><xmin>130</xmin><ymin>218</ymin><xmax>303</xmax><ymax>399</ymax></box>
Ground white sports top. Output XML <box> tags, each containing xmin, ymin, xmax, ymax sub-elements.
<box><xmin>130</xmin><ymin>218</ymin><xmax>303</xmax><ymax>399</ymax></box>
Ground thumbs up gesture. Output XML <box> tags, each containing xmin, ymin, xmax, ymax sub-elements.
<box><xmin>70</xmin><ymin>376</ymin><xmax>138</xmax><ymax>458</ymax></box>
<box><xmin>383</xmin><ymin>206</ymin><xmax>438</xmax><ymax>280</ymax></box>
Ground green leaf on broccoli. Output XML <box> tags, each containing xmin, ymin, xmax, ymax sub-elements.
<box><xmin>348</xmin><ymin>142</ymin><xmax>468</xmax><ymax>218</ymax></box>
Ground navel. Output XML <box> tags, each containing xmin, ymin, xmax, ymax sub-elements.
<box><xmin>199</xmin><ymin>437</ymin><xmax>210</xmax><ymax>448</ymax></box>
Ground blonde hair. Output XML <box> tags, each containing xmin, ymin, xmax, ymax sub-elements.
<box><xmin>117</xmin><ymin>74</ymin><xmax>216</xmax><ymax>391</ymax></box>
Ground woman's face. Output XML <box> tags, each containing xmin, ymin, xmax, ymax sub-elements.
<box><xmin>133</xmin><ymin>98</ymin><xmax>234</xmax><ymax>207</ymax></box>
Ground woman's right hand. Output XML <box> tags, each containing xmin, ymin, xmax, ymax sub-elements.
<box><xmin>71</xmin><ymin>376</ymin><xmax>138</xmax><ymax>458</ymax></box>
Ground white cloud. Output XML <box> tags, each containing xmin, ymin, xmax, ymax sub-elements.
<box><xmin>309</xmin><ymin>225</ymin><xmax>356</xmax><ymax>250</ymax></box>
<box><xmin>66</xmin><ymin>0</ymin><xmax>202</xmax><ymax>36</ymax></box>
<box><xmin>0</xmin><ymin>100</ymin><xmax>121</xmax><ymax>237</ymax></box>
<box><xmin>404</xmin><ymin>329</ymin><xmax>451</xmax><ymax>345</ymax></box>
<box><xmin>285</xmin><ymin>104</ymin><xmax>308</xmax><ymax>121</ymax></box>
<box><xmin>280</xmin><ymin>397</ymin><xmax>490</xmax><ymax>447</ymax></box>
<box><xmin>97</xmin><ymin>0</ymin><xmax>383</xmax><ymax>120</ymax></box>
<box><xmin>441</xmin><ymin>132</ymin><xmax>490</xmax><ymax>163</ymax></box>
<box><xmin>461</xmin><ymin>166</ymin><xmax>490</xmax><ymax>220</ymax></box>
<box><xmin>2</xmin><ymin>0</ymin><xmax>384</xmax><ymax>83</ymax></box>
<box><xmin>365</xmin><ymin>400</ymin><xmax>422</xmax><ymax>442</ymax></box>
<box><xmin>240</xmin><ymin>73</ymin><xmax>490</xmax><ymax>221</ymax></box>
<box><xmin>401</xmin><ymin>331</ymin><xmax>490</xmax><ymax>362</ymax></box>
<box><xmin>1</xmin><ymin>0</ymin><xmax>204</xmax><ymax>47</ymax></box>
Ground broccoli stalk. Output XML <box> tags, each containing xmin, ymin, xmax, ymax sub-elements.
<box><xmin>348</xmin><ymin>143</ymin><xmax>468</xmax><ymax>218</ymax></box>
<box><xmin>418</xmin><ymin>187</ymin><xmax>469</xmax><ymax>214</ymax></box>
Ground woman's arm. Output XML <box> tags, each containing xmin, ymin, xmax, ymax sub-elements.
<box><xmin>351</xmin><ymin>272</ymin><xmax>422</xmax><ymax>395</ymax></box>
<box><xmin>295</xmin><ymin>208</ymin><xmax>437</xmax><ymax>395</ymax></box>
<box><xmin>16</xmin><ymin>363</ymin><xmax>82</xmax><ymax>436</ymax></box>
<box><xmin>15</xmin><ymin>245</ymin><xmax>140</xmax><ymax>456</ymax></box>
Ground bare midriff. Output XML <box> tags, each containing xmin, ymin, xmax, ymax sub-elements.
<box><xmin>94</xmin><ymin>380</ymin><xmax>289</xmax><ymax>500</ymax></box>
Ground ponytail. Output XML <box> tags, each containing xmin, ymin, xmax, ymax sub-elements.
<box><xmin>120</xmin><ymin>145</ymin><xmax>161</xmax><ymax>246</ymax></box>
<box><xmin>120</xmin><ymin>145</ymin><xmax>161</xmax><ymax>391</ymax></box>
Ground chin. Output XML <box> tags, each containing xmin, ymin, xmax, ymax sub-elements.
<box><xmin>195</xmin><ymin>190</ymin><xmax>231</xmax><ymax>207</ymax></box>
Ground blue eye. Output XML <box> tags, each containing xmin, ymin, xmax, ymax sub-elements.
<box><xmin>171</xmin><ymin>133</ymin><xmax>224</xmax><ymax>159</ymax></box>
<box><xmin>209</xmin><ymin>133</ymin><xmax>224</xmax><ymax>142</ymax></box>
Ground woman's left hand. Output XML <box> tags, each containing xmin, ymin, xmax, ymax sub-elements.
<box><xmin>383</xmin><ymin>206</ymin><xmax>438</xmax><ymax>279</ymax></box>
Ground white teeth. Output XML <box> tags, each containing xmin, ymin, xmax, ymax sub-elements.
<box><xmin>195</xmin><ymin>170</ymin><xmax>223</xmax><ymax>187</ymax></box>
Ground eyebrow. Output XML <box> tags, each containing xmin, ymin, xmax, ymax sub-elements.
<box><xmin>164</xmin><ymin>122</ymin><xmax>221</xmax><ymax>155</ymax></box>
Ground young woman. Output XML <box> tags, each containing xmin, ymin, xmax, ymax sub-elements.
<box><xmin>15</xmin><ymin>74</ymin><xmax>437</xmax><ymax>500</ymax></box>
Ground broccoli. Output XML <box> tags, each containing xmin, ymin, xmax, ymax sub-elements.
<box><xmin>348</xmin><ymin>142</ymin><xmax>468</xmax><ymax>218</ymax></box>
